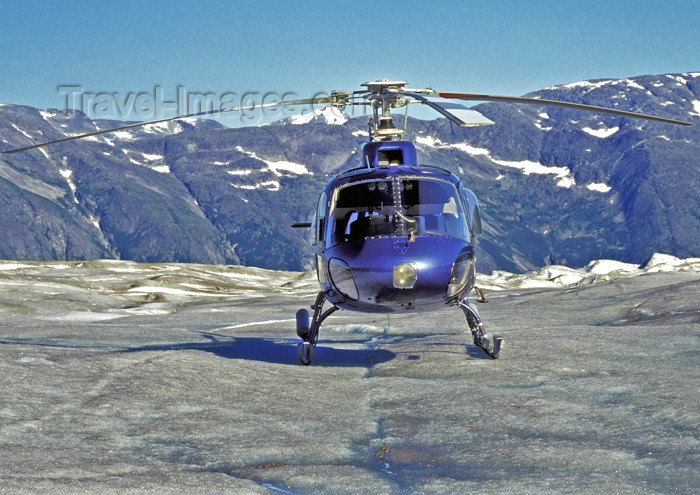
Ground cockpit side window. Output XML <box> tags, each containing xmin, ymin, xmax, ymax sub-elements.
<box><xmin>460</xmin><ymin>186</ymin><xmax>482</xmax><ymax>238</ymax></box>
<box><xmin>315</xmin><ymin>192</ymin><xmax>328</xmax><ymax>244</ymax></box>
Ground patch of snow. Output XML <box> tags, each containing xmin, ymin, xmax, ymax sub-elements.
<box><xmin>83</xmin><ymin>136</ymin><xmax>101</xmax><ymax>143</ymax></box>
<box><xmin>59</xmin><ymin>169</ymin><xmax>79</xmax><ymax>201</ymax></box>
<box><xmin>416</xmin><ymin>136</ymin><xmax>575</xmax><ymax>187</ymax></box>
<box><xmin>414</xmin><ymin>135</ymin><xmax>444</xmax><ymax>148</ymax></box>
<box><xmin>141</xmin><ymin>152</ymin><xmax>164</xmax><ymax>161</ymax></box>
<box><xmin>546</xmin><ymin>78</ymin><xmax>647</xmax><ymax>95</ymax></box>
<box><xmin>689</xmin><ymin>100</ymin><xmax>700</xmax><ymax>117</ymax></box>
<box><xmin>448</xmin><ymin>142</ymin><xmax>490</xmax><ymax>156</ymax></box>
<box><xmin>227</xmin><ymin>169</ymin><xmax>254</xmax><ymax>176</ymax></box>
<box><xmin>230</xmin><ymin>180</ymin><xmax>281</xmax><ymax>191</ymax></box>
<box><xmin>234</xmin><ymin>146</ymin><xmax>310</xmax><ymax>176</ymax></box>
<box><xmin>668</xmin><ymin>75</ymin><xmax>688</xmax><ymax>86</ymax></box>
<box><xmin>265</xmin><ymin>160</ymin><xmax>310</xmax><ymax>176</ymax></box>
<box><xmin>151</xmin><ymin>165</ymin><xmax>171</xmax><ymax>174</ymax></box>
<box><xmin>586</xmin><ymin>182</ymin><xmax>612</xmax><ymax>193</ymax></box>
<box><xmin>490</xmin><ymin>157</ymin><xmax>570</xmax><ymax>179</ymax></box>
<box><xmin>39</xmin><ymin>110</ymin><xmax>59</xmax><ymax>120</ymax></box>
<box><xmin>90</xmin><ymin>215</ymin><xmax>100</xmax><ymax>230</ymax></box>
<box><xmin>553</xmin><ymin>80</ymin><xmax>614</xmax><ymax>91</ymax></box>
<box><xmin>143</xmin><ymin>121</ymin><xmax>184</xmax><ymax>134</ymax></box>
<box><xmin>352</xmin><ymin>130</ymin><xmax>370</xmax><ymax>137</ymax></box>
<box><xmin>288</xmin><ymin>106</ymin><xmax>348</xmax><ymax>125</ymax></box>
<box><xmin>556</xmin><ymin>176</ymin><xmax>576</xmax><ymax>188</ymax></box>
<box><xmin>230</xmin><ymin>182</ymin><xmax>257</xmax><ymax>191</ymax></box>
<box><xmin>82</xmin><ymin>134</ymin><xmax>115</xmax><ymax>146</ymax></box>
<box><xmin>11</xmin><ymin>124</ymin><xmax>33</xmax><ymax>139</ymax></box>
<box><xmin>112</xmin><ymin>131</ymin><xmax>135</xmax><ymax>140</ymax></box>
<box><xmin>582</xmin><ymin>126</ymin><xmax>619</xmax><ymax>138</ymax></box>
<box><xmin>624</xmin><ymin>79</ymin><xmax>645</xmax><ymax>91</ymax></box>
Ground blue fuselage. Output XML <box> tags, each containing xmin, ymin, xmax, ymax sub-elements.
<box><xmin>312</xmin><ymin>142</ymin><xmax>481</xmax><ymax>313</ymax></box>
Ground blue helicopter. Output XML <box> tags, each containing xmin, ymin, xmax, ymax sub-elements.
<box><xmin>4</xmin><ymin>79</ymin><xmax>691</xmax><ymax>365</ymax></box>
<box><xmin>289</xmin><ymin>79</ymin><xmax>691</xmax><ymax>364</ymax></box>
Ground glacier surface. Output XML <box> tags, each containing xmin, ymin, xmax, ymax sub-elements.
<box><xmin>0</xmin><ymin>256</ymin><xmax>698</xmax><ymax>494</ymax></box>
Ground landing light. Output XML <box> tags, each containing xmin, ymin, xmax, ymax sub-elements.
<box><xmin>393</xmin><ymin>264</ymin><xmax>417</xmax><ymax>289</ymax></box>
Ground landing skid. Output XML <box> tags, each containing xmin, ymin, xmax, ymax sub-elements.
<box><xmin>459</xmin><ymin>299</ymin><xmax>503</xmax><ymax>359</ymax></box>
<box><xmin>296</xmin><ymin>292</ymin><xmax>338</xmax><ymax>365</ymax></box>
<box><xmin>295</xmin><ymin>294</ymin><xmax>502</xmax><ymax>364</ymax></box>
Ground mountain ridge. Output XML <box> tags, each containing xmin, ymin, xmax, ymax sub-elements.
<box><xmin>1</xmin><ymin>72</ymin><xmax>698</xmax><ymax>273</ymax></box>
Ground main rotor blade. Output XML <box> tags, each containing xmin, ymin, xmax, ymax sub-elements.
<box><xmin>2</xmin><ymin>95</ymin><xmax>345</xmax><ymax>154</ymax></box>
<box><xmin>400</xmin><ymin>92</ymin><xmax>494</xmax><ymax>127</ymax></box>
<box><xmin>438</xmin><ymin>93</ymin><xmax>693</xmax><ymax>126</ymax></box>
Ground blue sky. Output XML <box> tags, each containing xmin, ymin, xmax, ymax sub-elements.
<box><xmin>2</xmin><ymin>0</ymin><xmax>699</xmax><ymax>125</ymax></box>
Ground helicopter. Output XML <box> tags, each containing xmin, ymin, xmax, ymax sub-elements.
<box><xmin>3</xmin><ymin>78</ymin><xmax>692</xmax><ymax>364</ymax></box>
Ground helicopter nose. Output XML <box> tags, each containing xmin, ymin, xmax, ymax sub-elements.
<box><xmin>393</xmin><ymin>264</ymin><xmax>417</xmax><ymax>289</ymax></box>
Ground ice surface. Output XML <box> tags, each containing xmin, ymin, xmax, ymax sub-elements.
<box><xmin>0</xmin><ymin>258</ymin><xmax>697</xmax><ymax>494</ymax></box>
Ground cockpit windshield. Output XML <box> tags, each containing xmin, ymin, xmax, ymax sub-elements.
<box><xmin>329</xmin><ymin>177</ymin><xmax>467</xmax><ymax>245</ymax></box>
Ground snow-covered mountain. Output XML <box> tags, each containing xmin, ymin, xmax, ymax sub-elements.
<box><xmin>281</xmin><ymin>105</ymin><xmax>349</xmax><ymax>125</ymax></box>
<box><xmin>0</xmin><ymin>72</ymin><xmax>698</xmax><ymax>273</ymax></box>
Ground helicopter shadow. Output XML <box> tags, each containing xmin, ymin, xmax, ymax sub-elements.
<box><xmin>119</xmin><ymin>334</ymin><xmax>396</xmax><ymax>368</ymax></box>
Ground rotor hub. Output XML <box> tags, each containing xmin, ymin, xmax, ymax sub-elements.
<box><xmin>362</xmin><ymin>80</ymin><xmax>410</xmax><ymax>141</ymax></box>
<box><xmin>361</xmin><ymin>79</ymin><xmax>408</xmax><ymax>92</ymax></box>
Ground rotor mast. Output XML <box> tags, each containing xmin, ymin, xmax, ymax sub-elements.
<box><xmin>362</xmin><ymin>79</ymin><xmax>409</xmax><ymax>141</ymax></box>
